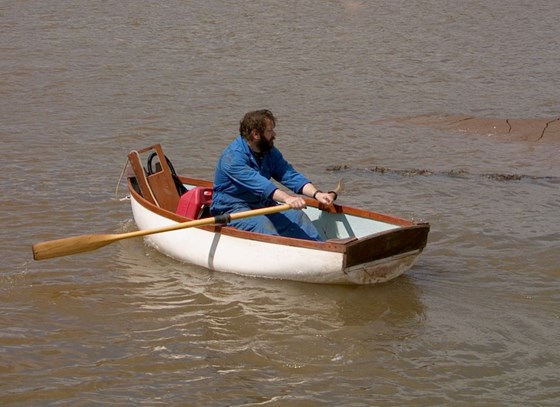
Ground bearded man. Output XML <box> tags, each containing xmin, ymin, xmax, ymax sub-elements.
<box><xmin>210</xmin><ymin>109</ymin><xmax>336</xmax><ymax>241</ymax></box>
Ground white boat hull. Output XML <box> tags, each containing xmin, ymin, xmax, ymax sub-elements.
<box><xmin>126</xmin><ymin>144</ymin><xmax>429</xmax><ymax>285</ymax></box>
<box><xmin>131</xmin><ymin>195</ymin><xmax>422</xmax><ymax>284</ymax></box>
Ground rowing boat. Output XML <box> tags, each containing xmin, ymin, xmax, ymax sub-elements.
<box><xmin>126</xmin><ymin>144</ymin><xmax>430</xmax><ymax>284</ymax></box>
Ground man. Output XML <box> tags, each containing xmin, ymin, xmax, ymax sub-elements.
<box><xmin>210</xmin><ymin>109</ymin><xmax>337</xmax><ymax>241</ymax></box>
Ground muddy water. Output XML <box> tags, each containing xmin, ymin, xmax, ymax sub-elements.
<box><xmin>1</xmin><ymin>1</ymin><xmax>559</xmax><ymax>405</ymax></box>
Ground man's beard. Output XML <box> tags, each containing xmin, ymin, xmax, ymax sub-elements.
<box><xmin>257</xmin><ymin>137</ymin><xmax>274</xmax><ymax>152</ymax></box>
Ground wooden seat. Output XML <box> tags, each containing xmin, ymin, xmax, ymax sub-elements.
<box><xmin>127</xmin><ymin>144</ymin><xmax>183</xmax><ymax>212</ymax></box>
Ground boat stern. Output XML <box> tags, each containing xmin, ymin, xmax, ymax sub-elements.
<box><xmin>343</xmin><ymin>250</ymin><xmax>422</xmax><ymax>284</ymax></box>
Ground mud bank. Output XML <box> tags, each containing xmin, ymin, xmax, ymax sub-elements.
<box><xmin>389</xmin><ymin>114</ymin><xmax>560</xmax><ymax>142</ymax></box>
<box><xmin>326</xmin><ymin>164</ymin><xmax>559</xmax><ymax>182</ymax></box>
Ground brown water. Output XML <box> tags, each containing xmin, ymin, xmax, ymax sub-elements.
<box><xmin>2</xmin><ymin>1</ymin><xmax>559</xmax><ymax>405</ymax></box>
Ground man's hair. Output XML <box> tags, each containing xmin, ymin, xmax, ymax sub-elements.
<box><xmin>239</xmin><ymin>110</ymin><xmax>276</xmax><ymax>139</ymax></box>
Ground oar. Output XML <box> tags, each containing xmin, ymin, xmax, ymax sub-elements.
<box><xmin>333</xmin><ymin>179</ymin><xmax>344</xmax><ymax>197</ymax></box>
<box><xmin>32</xmin><ymin>204</ymin><xmax>293</xmax><ymax>261</ymax></box>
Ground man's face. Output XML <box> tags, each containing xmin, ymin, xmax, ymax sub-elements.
<box><xmin>256</xmin><ymin>118</ymin><xmax>276</xmax><ymax>152</ymax></box>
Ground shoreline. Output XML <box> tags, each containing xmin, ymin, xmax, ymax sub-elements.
<box><xmin>385</xmin><ymin>114</ymin><xmax>560</xmax><ymax>142</ymax></box>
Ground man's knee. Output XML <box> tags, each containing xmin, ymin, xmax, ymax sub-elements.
<box><xmin>231</xmin><ymin>216</ymin><xmax>279</xmax><ymax>235</ymax></box>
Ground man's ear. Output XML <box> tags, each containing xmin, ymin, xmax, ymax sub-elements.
<box><xmin>250</xmin><ymin>130</ymin><xmax>260</xmax><ymax>140</ymax></box>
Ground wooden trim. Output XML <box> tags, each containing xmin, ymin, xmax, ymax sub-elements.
<box><xmin>344</xmin><ymin>224</ymin><xmax>430</xmax><ymax>268</ymax></box>
<box><xmin>128</xmin><ymin>144</ymin><xmax>182</xmax><ymax>212</ymax></box>
<box><xmin>145</xmin><ymin>144</ymin><xmax>182</xmax><ymax>211</ymax></box>
<box><xmin>127</xmin><ymin>150</ymin><xmax>157</xmax><ymax>206</ymax></box>
<box><xmin>178</xmin><ymin>176</ymin><xmax>213</xmax><ymax>188</ymax></box>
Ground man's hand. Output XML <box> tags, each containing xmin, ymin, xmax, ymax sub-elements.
<box><xmin>301</xmin><ymin>182</ymin><xmax>340</xmax><ymax>207</ymax></box>
<box><xmin>284</xmin><ymin>195</ymin><xmax>307</xmax><ymax>209</ymax></box>
<box><xmin>313</xmin><ymin>191</ymin><xmax>335</xmax><ymax>206</ymax></box>
<box><xmin>272</xmin><ymin>189</ymin><xmax>306</xmax><ymax>209</ymax></box>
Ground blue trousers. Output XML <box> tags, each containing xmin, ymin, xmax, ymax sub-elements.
<box><xmin>229</xmin><ymin>208</ymin><xmax>324</xmax><ymax>241</ymax></box>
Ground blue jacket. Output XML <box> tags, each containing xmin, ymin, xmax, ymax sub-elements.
<box><xmin>211</xmin><ymin>135</ymin><xmax>311</xmax><ymax>214</ymax></box>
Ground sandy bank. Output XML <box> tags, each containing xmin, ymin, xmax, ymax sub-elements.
<box><xmin>390</xmin><ymin>114</ymin><xmax>560</xmax><ymax>142</ymax></box>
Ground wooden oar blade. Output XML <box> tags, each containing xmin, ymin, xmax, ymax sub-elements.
<box><xmin>32</xmin><ymin>233</ymin><xmax>120</xmax><ymax>261</ymax></box>
<box><xmin>334</xmin><ymin>179</ymin><xmax>344</xmax><ymax>195</ymax></box>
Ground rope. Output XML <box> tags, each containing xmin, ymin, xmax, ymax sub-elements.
<box><xmin>115</xmin><ymin>157</ymin><xmax>130</xmax><ymax>200</ymax></box>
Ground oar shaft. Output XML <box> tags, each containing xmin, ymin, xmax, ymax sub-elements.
<box><xmin>32</xmin><ymin>204</ymin><xmax>293</xmax><ymax>261</ymax></box>
<box><xmin>120</xmin><ymin>203</ymin><xmax>293</xmax><ymax>240</ymax></box>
